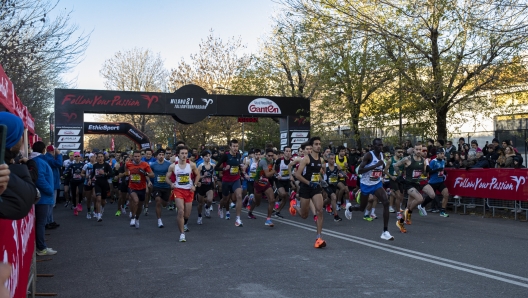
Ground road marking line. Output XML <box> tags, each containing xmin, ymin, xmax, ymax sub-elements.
<box><xmin>252</xmin><ymin>210</ymin><xmax>528</xmax><ymax>288</ymax></box>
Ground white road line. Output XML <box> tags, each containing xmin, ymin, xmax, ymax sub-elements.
<box><xmin>250</xmin><ymin>210</ymin><xmax>528</xmax><ymax>288</ymax></box>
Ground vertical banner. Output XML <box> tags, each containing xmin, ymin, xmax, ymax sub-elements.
<box><xmin>111</xmin><ymin>138</ymin><xmax>115</xmax><ymax>151</ymax></box>
<box><xmin>0</xmin><ymin>208</ymin><xmax>35</xmax><ymax>298</ymax></box>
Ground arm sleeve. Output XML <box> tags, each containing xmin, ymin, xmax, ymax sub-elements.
<box><xmin>0</xmin><ymin>166</ymin><xmax>37</xmax><ymax>220</ymax></box>
<box><xmin>214</xmin><ymin>154</ymin><xmax>227</xmax><ymax>171</ymax></box>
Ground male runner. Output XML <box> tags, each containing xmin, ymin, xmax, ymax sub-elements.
<box><xmin>166</xmin><ymin>146</ymin><xmax>200</xmax><ymax>242</ymax></box>
<box><xmin>419</xmin><ymin>148</ymin><xmax>450</xmax><ymax>218</ymax></box>
<box><xmin>323</xmin><ymin>152</ymin><xmax>343</xmax><ymax>222</ymax></box>
<box><xmin>150</xmin><ymin>149</ymin><xmax>172</xmax><ymax>228</ymax></box>
<box><xmin>384</xmin><ymin>147</ymin><xmax>405</xmax><ymax>221</ymax></box>
<box><xmin>214</xmin><ymin>139</ymin><xmax>247</xmax><ymax>227</ymax></box>
<box><xmin>243</xmin><ymin>149</ymin><xmax>260</xmax><ymax>212</ymax></box>
<box><xmin>335</xmin><ymin>146</ymin><xmax>350</xmax><ymax>207</ymax></box>
<box><xmin>273</xmin><ymin>146</ymin><xmax>292</xmax><ymax>218</ymax></box>
<box><xmin>196</xmin><ymin>150</ymin><xmax>215</xmax><ymax>224</ymax></box>
<box><xmin>116</xmin><ymin>154</ymin><xmax>130</xmax><ymax>216</ymax></box>
<box><xmin>65</xmin><ymin>152</ymin><xmax>84</xmax><ymax>216</ymax></box>
<box><xmin>141</xmin><ymin>148</ymin><xmax>157</xmax><ymax>215</ymax></box>
<box><xmin>62</xmin><ymin>152</ymin><xmax>74</xmax><ymax>208</ymax></box>
<box><xmin>394</xmin><ymin>144</ymin><xmax>436</xmax><ymax>231</ymax></box>
<box><xmin>125</xmin><ymin>150</ymin><xmax>154</xmax><ymax>228</ymax></box>
<box><xmin>351</xmin><ymin>138</ymin><xmax>394</xmax><ymax>240</ymax></box>
<box><xmin>290</xmin><ymin>137</ymin><xmax>327</xmax><ymax>248</ymax></box>
<box><xmin>81</xmin><ymin>154</ymin><xmax>96</xmax><ymax>219</ymax></box>
<box><xmin>250</xmin><ymin>148</ymin><xmax>277</xmax><ymax>227</ymax></box>
<box><xmin>91</xmin><ymin>152</ymin><xmax>113</xmax><ymax>222</ymax></box>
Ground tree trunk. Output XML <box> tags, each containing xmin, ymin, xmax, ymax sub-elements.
<box><xmin>436</xmin><ymin>106</ymin><xmax>448</xmax><ymax>141</ymax></box>
<box><xmin>350</xmin><ymin>109</ymin><xmax>362</xmax><ymax>150</ymax></box>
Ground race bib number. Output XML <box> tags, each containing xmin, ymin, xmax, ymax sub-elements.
<box><xmin>249</xmin><ymin>170</ymin><xmax>257</xmax><ymax>179</ymax></box>
<box><xmin>177</xmin><ymin>174</ymin><xmax>190</xmax><ymax>185</ymax></box>
<box><xmin>230</xmin><ymin>166</ymin><xmax>239</xmax><ymax>175</ymax></box>
<box><xmin>73</xmin><ymin>174</ymin><xmax>82</xmax><ymax>180</ymax></box>
<box><xmin>329</xmin><ymin>176</ymin><xmax>338</xmax><ymax>183</ymax></box>
<box><xmin>438</xmin><ymin>170</ymin><xmax>444</xmax><ymax>177</ymax></box>
<box><xmin>131</xmin><ymin>174</ymin><xmax>141</xmax><ymax>183</ymax></box>
<box><xmin>96</xmin><ymin>169</ymin><xmax>105</xmax><ymax>177</ymax></box>
<box><xmin>258</xmin><ymin>177</ymin><xmax>269</xmax><ymax>186</ymax></box>
<box><xmin>281</xmin><ymin>169</ymin><xmax>289</xmax><ymax>176</ymax></box>
<box><xmin>310</xmin><ymin>173</ymin><xmax>320</xmax><ymax>183</ymax></box>
<box><xmin>412</xmin><ymin>170</ymin><xmax>423</xmax><ymax>179</ymax></box>
<box><xmin>157</xmin><ymin>176</ymin><xmax>166</xmax><ymax>183</ymax></box>
<box><xmin>202</xmin><ymin>177</ymin><xmax>212</xmax><ymax>184</ymax></box>
<box><xmin>370</xmin><ymin>170</ymin><xmax>382</xmax><ymax>181</ymax></box>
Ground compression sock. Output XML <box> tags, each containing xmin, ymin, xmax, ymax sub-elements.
<box><xmin>184</xmin><ymin>218</ymin><xmax>188</xmax><ymax>225</ymax></box>
<box><xmin>421</xmin><ymin>193</ymin><xmax>432</xmax><ymax>207</ymax></box>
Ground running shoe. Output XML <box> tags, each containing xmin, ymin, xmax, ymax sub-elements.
<box><xmin>265</xmin><ymin>219</ymin><xmax>274</xmax><ymax>227</ymax></box>
<box><xmin>289</xmin><ymin>199</ymin><xmax>297</xmax><ymax>216</ymax></box>
<box><xmin>135</xmin><ymin>220</ymin><xmax>140</xmax><ymax>229</ymax></box>
<box><xmin>247</xmin><ymin>213</ymin><xmax>257</xmax><ymax>219</ymax></box>
<box><xmin>144</xmin><ymin>207</ymin><xmax>149</xmax><ymax>216</ymax></box>
<box><xmin>389</xmin><ymin>206</ymin><xmax>395</xmax><ymax>213</ymax></box>
<box><xmin>404</xmin><ymin>209</ymin><xmax>412</xmax><ymax>225</ymax></box>
<box><xmin>355</xmin><ymin>190</ymin><xmax>361</xmax><ymax>204</ymax></box>
<box><xmin>325</xmin><ymin>204</ymin><xmax>332</xmax><ymax>213</ymax></box>
<box><xmin>363</xmin><ymin>216</ymin><xmax>373</xmax><ymax>222</ymax></box>
<box><xmin>230</xmin><ymin>202</ymin><xmax>236</xmax><ymax>209</ymax></box>
<box><xmin>314</xmin><ymin>238</ymin><xmax>326</xmax><ymax>248</ymax></box>
<box><xmin>36</xmin><ymin>248</ymin><xmax>58</xmax><ymax>256</ymax></box>
<box><xmin>129</xmin><ymin>212</ymin><xmax>133</xmax><ymax>219</ymax></box>
<box><xmin>345</xmin><ymin>202</ymin><xmax>352</xmax><ymax>220</ymax></box>
<box><xmin>336</xmin><ymin>204</ymin><xmax>341</xmax><ymax>211</ymax></box>
<box><xmin>272</xmin><ymin>211</ymin><xmax>283</xmax><ymax>218</ymax></box>
<box><xmin>184</xmin><ymin>225</ymin><xmax>190</xmax><ymax>232</ymax></box>
<box><xmin>115</xmin><ymin>210</ymin><xmax>121</xmax><ymax>216</ymax></box>
<box><xmin>370</xmin><ymin>213</ymin><xmax>377</xmax><ymax>220</ymax></box>
<box><xmin>197</xmin><ymin>217</ymin><xmax>203</xmax><ymax>225</ymax></box>
<box><xmin>314</xmin><ymin>215</ymin><xmax>318</xmax><ymax>222</ymax></box>
<box><xmin>396</xmin><ymin>212</ymin><xmax>403</xmax><ymax>220</ymax></box>
<box><xmin>218</xmin><ymin>206</ymin><xmax>224</xmax><ymax>219</ymax></box>
<box><xmin>97</xmin><ymin>215</ymin><xmax>103</xmax><ymax>222</ymax></box>
<box><xmin>431</xmin><ymin>209</ymin><xmax>440</xmax><ymax>213</ymax></box>
<box><xmin>158</xmin><ymin>218</ymin><xmax>164</xmax><ymax>228</ymax></box>
<box><xmin>417</xmin><ymin>204</ymin><xmax>427</xmax><ymax>216</ymax></box>
<box><xmin>73</xmin><ymin>208</ymin><xmax>78</xmax><ymax>216</ymax></box>
<box><xmin>121</xmin><ymin>207</ymin><xmax>126</xmax><ymax>214</ymax></box>
<box><xmin>439</xmin><ymin>211</ymin><xmax>449</xmax><ymax>217</ymax></box>
<box><xmin>225</xmin><ymin>212</ymin><xmax>231</xmax><ymax>220</ymax></box>
<box><xmin>242</xmin><ymin>195</ymin><xmax>249</xmax><ymax>207</ymax></box>
<box><xmin>204</xmin><ymin>207</ymin><xmax>211</xmax><ymax>218</ymax></box>
<box><xmin>235</xmin><ymin>218</ymin><xmax>243</xmax><ymax>227</ymax></box>
<box><xmin>396</xmin><ymin>220</ymin><xmax>407</xmax><ymax>233</ymax></box>
<box><xmin>334</xmin><ymin>215</ymin><xmax>343</xmax><ymax>222</ymax></box>
<box><xmin>179</xmin><ymin>233</ymin><xmax>186</xmax><ymax>242</ymax></box>
<box><xmin>86</xmin><ymin>213</ymin><xmax>91</xmax><ymax>219</ymax></box>
<box><xmin>274</xmin><ymin>202</ymin><xmax>280</xmax><ymax>211</ymax></box>
<box><xmin>64</xmin><ymin>201</ymin><xmax>69</xmax><ymax>208</ymax></box>
<box><xmin>380</xmin><ymin>231</ymin><xmax>394</xmax><ymax>240</ymax></box>
<box><xmin>289</xmin><ymin>191</ymin><xmax>296</xmax><ymax>201</ymax></box>
<box><xmin>77</xmin><ymin>204</ymin><xmax>83</xmax><ymax>212</ymax></box>
<box><xmin>130</xmin><ymin>218</ymin><xmax>136</xmax><ymax>227</ymax></box>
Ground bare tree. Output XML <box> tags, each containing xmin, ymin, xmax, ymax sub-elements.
<box><xmin>100</xmin><ymin>48</ymin><xmax>169</xmax><ymax>147</ymax></box>
<box><xmin>0</xmin><ymin>0</ymin><xmax>90</xmax><ymax>137</ymax></box>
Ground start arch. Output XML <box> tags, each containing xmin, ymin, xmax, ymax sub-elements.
<box><xmin>54</xmin><ymin>84</ymin><xmax>310</xmax><ymax>153</ymax></box>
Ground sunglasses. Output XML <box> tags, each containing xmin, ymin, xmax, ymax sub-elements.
<box><xmin>267</xmin><ymin>154</ymin><xmax>274</xmax><ymax>157</ymax></box>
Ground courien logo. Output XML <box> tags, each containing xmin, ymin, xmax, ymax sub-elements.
<box><xmin>88</xmin><ymin>125</ymin><xmax>119</xmax><ymax>131</ymax></box>
<box><xmin>248</xmin><ymin>98</ymin><xmax>281</xmax><ymax>114</ymax></box>
<box><xmin>453</xmin><ymin>176</ymin><xmax>526</xmax><ymax>192</ymax></box>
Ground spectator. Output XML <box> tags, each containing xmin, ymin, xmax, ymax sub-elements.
<box><xmin>485</xmin><ymin>145</ymin><xmax>497</xmax><ymax>168</ymax></box>
<box><xmin>470</xmin><ymin>140</ymin><xmax>481</xmax><ymax>152</ymax></box>
<box><xmin>496</xmin><ymin>148</ymin><xmax>506</xmax><ymax>168</ymax></box>
<box><xmin>42</xmin><ymin>145</ymin><xmax>62</xmax><ymax>228</ymax></box>
<box><xmin>30</xmin><ymin>141</ymin><xmax>57</xmax><ymax>256</ymax></box>
<box><xmin>458</xmin><ymin>137</ymin><xmax>468</xmax><ymax>152</ymax></box>
<box><xmin>504</xmin><ymin>146</ymin><xmax>516</xmax><ymax>168</ymax></box>
<box><xmin>0</xmin><ymin>112</ymin><xmax>38</xmax><ymax>220</ymax></box>
<box><xmin>472</xmin><ymin>150</ymin><xmax>491</xmax><ymax>168</ymax></box>
<box><xmin>491</xmin><ymin>138</ymin><xmax>500</xmax><ymax>150</ymax></box>
<box><xmin>445</xmin><ymin>140</ymin><xmax>457</xmax><ymax>160</ymax></box>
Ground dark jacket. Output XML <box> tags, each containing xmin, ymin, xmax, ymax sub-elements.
<box><xmin>0</xmin><ymin>163</ymin><xmax>38</xmax><ymax>220</ymax></box>
<box><xmin>472</xmin><ymin>156</ymin><xmax>491</xmax><ymax>169</ymax></box>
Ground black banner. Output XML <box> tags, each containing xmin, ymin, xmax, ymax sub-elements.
<box><xmin>84</xmin><ymin>122</ymin><xmax>151</xmax><ymax>149</ymax></box>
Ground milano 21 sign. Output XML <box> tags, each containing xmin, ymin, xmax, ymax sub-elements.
<box><xmin>54</xmin><ymin>84</ymin><xmax>310</xmax><ymax>152</ymax></box>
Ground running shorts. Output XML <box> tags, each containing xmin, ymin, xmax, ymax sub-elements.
<box><xmin>173</xmin><ymin>188</ymin><xmax>194</xmax><ymax>203</ymax></box>
<box><xmin>360</xmin><ymin>181</ymin><xmax>383</xmax><ymax>196</ymax></box>
<box><xmin>277</xmin><ymin>180</ymin><xmax>291</xmax><ymax>192</ymax></box>
<box><xmin>429</xmin><ymin>182</ymin><xmax>447</xmax><ymax>194</ymax></box>
<box><xmin>153</xmin><ymin>187</ymin><xmax>171</xmax><ymax>202</ymax></box>
<box><xmin>197</xmin><ymin>184</ymin><xmax>214</xmax><ymax>197</ymax></box>
<box><xmin>129</xmin><ymin>189</ymin><xmax>146</xmax><ymax>202</ymax></box>
<box><xmin>298</xmin><ymin>183</ymin><xmax>322</xmax><ymax>199</ymax></box>
<box><xmin>222</xmin><ymin>180</ymin><xmax>241</xmax><ymax>197</ymax></box>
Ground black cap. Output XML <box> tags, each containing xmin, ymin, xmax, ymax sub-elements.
<box><xmin>492</xmin><ymin>138</ymin><xmax>499</xmax><ymax>144</ymax></box>
<box><xmin>155</xmin><ymin>149</ymin><xmax>166</xmax><ymax>155</ymax></box>
<box><xmin>436</xmin><ymin>147</ymin><xmax>445</xmax><ymax>154</ymax></box>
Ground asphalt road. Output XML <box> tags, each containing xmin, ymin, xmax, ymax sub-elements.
<box><xmin>36</xmin><ymin>201</ymin><xmax>528</xmax><ymax>297</ymax></box>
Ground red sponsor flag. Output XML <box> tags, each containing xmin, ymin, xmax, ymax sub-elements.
<box><xmin>111</xmin><ymin>138</ymin><xmax>115</xmax><ymax>151</ymax></box>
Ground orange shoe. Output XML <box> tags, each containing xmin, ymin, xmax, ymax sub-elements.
<box><xmin>404</xmin><ymin>209</ymin><xmax>412</xmax><ymax>225</ymax></box>
<box><xmin>396</xmin><ymin>220</ymin><xmax>407</xmax><ymax>233</ymax></box>
<box><xmin>289</xmin><ymin>200</ymin><xmax>297</xmax><ymax>216</ymax></box>
<box><xmin>314</xmin><ymin>238</ymin><xmax>326</xmax><ymax>248</ymax></box>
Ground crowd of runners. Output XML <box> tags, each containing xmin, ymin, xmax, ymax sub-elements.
<box><xmin>58</xmin><ymin>136</ymin><xmax>466</xmax><ymax>248</ymax></box>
